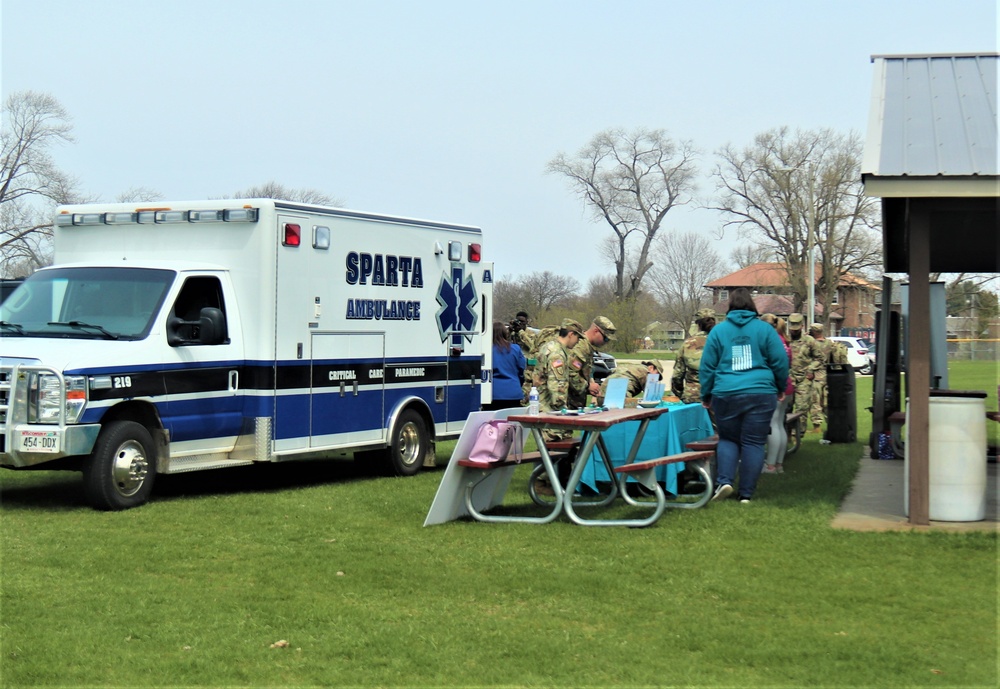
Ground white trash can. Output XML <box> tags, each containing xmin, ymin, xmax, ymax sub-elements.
<box><xmin>905</xmin><ymin>391</ymin><xmax>988</xmax><ymax>522</ymax></box>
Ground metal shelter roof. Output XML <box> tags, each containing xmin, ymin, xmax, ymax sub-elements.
<box><xmin>862</xmin><ymin>53</ymin><xmax>998</xmax><ymax>273</ymax></box>
<box><xmin>863</xmin><ymin>53</ymin><xmax>998</xmax><ymax>194</ymax></box>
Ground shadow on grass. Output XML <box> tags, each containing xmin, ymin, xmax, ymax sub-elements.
<box><xmin>154</xmin><ymin>458</ymin><xmax>383</xmax><ymax>501</ymax></box>
<box><xmin>0</xmin><ymin>455</ymin><xmax>430</xmax><ymax>510</ymax></box>
<box><xmin>0</xmin><ymin>470</ymin><xmax>87</xmax><ymax>511</ymax></box>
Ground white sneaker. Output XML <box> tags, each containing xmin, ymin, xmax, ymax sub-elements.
<box><xmin>711</xmin><ymin>483</ymin><xmax>733</xmax><ymax>502</ymax></box>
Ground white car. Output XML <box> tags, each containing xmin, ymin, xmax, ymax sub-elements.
<box><xmin>828</xmin><ymin>336</ymin><xmax>874</xmax><ymax>375</ymax></box>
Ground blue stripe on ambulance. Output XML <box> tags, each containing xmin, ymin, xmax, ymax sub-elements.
<box><xmin>71</xmin><ymin>356</ymin><xmax>480</xmax><ymax>443</ymax></box>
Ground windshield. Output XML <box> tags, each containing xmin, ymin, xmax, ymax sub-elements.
<box><xmin>0</xmin><ymin>267</ymin><xmax>174</xmax><ymax>340</ymax></box>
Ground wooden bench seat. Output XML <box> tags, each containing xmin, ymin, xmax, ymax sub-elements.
<box><xmin>544</xmin><ymin>438</ymin><xmax>581</xmax><ymax>452</ymax></box>
<box><xmin>685</xmin><ymin>436</ymin><xmax>719</xmax><ymax>453</ymax></box>
<box><xmin>613</xmin><ymin>450</ymin><xmax>716</xmax><ymax>510</ymax></box>
<box><xmin>457</xmin><ymin>455</ymin><xmax>542</xmax><ymax>470</ymax></box>
<box><xmin>613</xmin><ymin>450</ymin><xmax>715</xmax><ymax>476</ymax></box>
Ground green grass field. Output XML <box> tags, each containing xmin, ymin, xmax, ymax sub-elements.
<box><xmin>1</xmin><ymin>362</ymin><xmax>996</xmax><ymax>687</ymax></box>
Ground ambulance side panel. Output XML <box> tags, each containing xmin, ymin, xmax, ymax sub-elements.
<box><xmin>269</xmin><ymin>206</ymin><xmax>484</xmax><ymax>455</ymax></box>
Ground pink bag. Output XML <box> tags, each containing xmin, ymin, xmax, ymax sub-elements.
<box><xmin>469</xmin><ymin>420</ymin><xmax>522</xmax><ymax>463</ymax></box>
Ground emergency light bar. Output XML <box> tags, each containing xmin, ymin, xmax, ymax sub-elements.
<box><xmin>55</xmin><ymin>208</ymin><xmax>260</xmax><ymax>226</ymax></box>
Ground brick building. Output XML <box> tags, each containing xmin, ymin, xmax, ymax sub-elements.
<box><xmin>704</xmin><ymin>262</ymin><xmax>880</xmax><ymax>335</ymax></box>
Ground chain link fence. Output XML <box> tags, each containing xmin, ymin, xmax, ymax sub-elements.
<box><xmin>947</xmin><ymin>339</ymin><xmax>1000</xmax><ymax>361</ymax></box>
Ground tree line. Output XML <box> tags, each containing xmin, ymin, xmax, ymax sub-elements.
<box><xmin>4</xmin><ymin>91</ymin><xmax>994</xmax><ymax>349</ymax></box>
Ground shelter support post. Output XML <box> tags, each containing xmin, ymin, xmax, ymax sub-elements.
<box><xmin>907</xmin><ymin>204</ymin><xmax>930</xmax><ymax>526</ymax></box>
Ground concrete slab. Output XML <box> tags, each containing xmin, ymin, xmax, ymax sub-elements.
<box><xmin>832</xmin><ymin>451</ymin><xmax>998</xmax><ymax>533</ymax></box>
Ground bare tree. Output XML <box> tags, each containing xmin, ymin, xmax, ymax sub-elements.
<box><xmin>647</xmin><ymin>231</ymin><xmax>728</xmax><ymax>332</ymax></box>
<box><xmin>548</xmin><ymin>127</ymin><xmax>698</xmax><ymax>301</ymax></box>
<box><xmin>0</xmin><ymin>91</ymin><xmax>81</xmax><ymax>276</ymax></box>
<box><xmin>711</xmin><ymin>127</ymin><xmax>881</xmax><ymax>325</ymax></box>
<box><xmin>492</xmin><ymin>275</ymin><xmax>534</xmax><ymax>324</ymax></box>
<box><xmin>115</xmin><ymin>186</ymin><xmax>164</xmax><ymax>203</ymax></box>
<box><xmin>230</xmin><ymin>181</ymin><xmax>343</xmax><ymax>207</ymax></box>
<box><xmin>581</xmin><ymin>274</ymin><xmax>618</xmax><ymax>309</ymax></box>
<box><xmin>597</xmin><ymin>291</ymin><xmax>661</xmax><ymax>354</ymax></box>
<box><xmin>520</xmin><ymin>271</ymin><xmax>581</xmax><ymax>314</ymax></box>
<box><xmin>730</xmin><ymin>243</ymin><xmax>775</xmax><ymax>269</ymax></box>
<box><xmin>493</xmin><ymin>271</ymin><xmax>580</xmax><ymax>325</ymax></box>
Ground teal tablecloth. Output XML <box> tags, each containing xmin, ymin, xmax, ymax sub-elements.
<box><xmin>579</xmin><ymin>402</ymin><xmax>714</xmax><ymax>495</ymax></box>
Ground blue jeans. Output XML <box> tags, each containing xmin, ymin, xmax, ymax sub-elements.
<box><xmin>710</xmin><ymin>393</ymin><xmax>778</xmax><ymax>499</ymax></box>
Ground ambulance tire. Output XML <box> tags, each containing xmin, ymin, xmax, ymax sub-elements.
<box><xmin>384</xmin><ymin>409</ymin><xmax>428</xmax><ymax>477</ymax></box>
<box><xmin>83</xmin><ymin>420</ymin><xmax>156</xmax><ymax>510</ymax></box>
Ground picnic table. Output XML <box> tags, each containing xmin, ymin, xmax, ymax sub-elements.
<box><xmin>505</xmin><ymin>407</ymin><xmax>711</xmax><ymax>527</ymax></box>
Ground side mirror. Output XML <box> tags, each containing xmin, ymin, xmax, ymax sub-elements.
<box><xmin>167</xmin><ymin>307</ymin><xmax>227</xmax><ymax>346</ymax></box>
<box><xmin>198</xmin><ymin>307</ymin><xmax>227</xmax><ymax>345</ymax></box>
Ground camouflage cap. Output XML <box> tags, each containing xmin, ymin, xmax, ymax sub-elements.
<box><xmin>787</xmin><ymin>313</ymin><xmax>804</xmax><ymax>329</ymax></box>
<box><xmin>641</xmin><ymin>359</ymin><xmax>665</xmax><ymax>375</ymax></box>
<box><xmin>560</xmin><ymin>318</ymin><xmax>585</xmax><ymax>337</ymax></box>
<box><xmin>593</xmin><ymin>315</ymin><xmax>617</xmax><ymax>340</ymax></box>
<box><xmin>809</xmin><ymin>323</ymin><xmax>824</xmax><ymax>333</ymax></box>
<box><xmin>695</xmin><ymin>307</ymin><xmax>717</xmax><ymax>320</ymax></box>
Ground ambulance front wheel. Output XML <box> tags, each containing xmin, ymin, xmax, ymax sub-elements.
<box><xmin>385</xmin><ymin>409</ymin><xmax>429</xmax><ymax>477</ymax></box>
<box><xmin>83</xmin><ymin>420</ymin><xmax>156</xmax><ymax>510</ymax></box>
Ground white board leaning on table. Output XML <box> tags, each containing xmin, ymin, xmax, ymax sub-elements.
<box><xmin>424</xmin><ymin>408</ymin><xmax>529</xmax><ymax>526</ymax></box>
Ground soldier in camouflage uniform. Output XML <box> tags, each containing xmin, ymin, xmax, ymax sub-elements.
<box><xmin>809</xmin><ymin>323</ymin><xmax>834</xmax><ymax>429</ymax></box>
<box><xmin>787</xmin><ymin>314</ymin><xmax>823</xmax><ymax>432</ymax></box>
<box><xmin>522</xmin><ymin>315</ymin><xmax>617</xmax><ymax>408</ymax></box>
<box><xmin>671</xmin><ymin>308</ymin><xmax>717</xmax><ymax>404</ymax></box>
<box><xmin>532</xmin><ymin>319</ymin><xmax>584</xmax><ymax>442</ymax></box>
<box><xmin>509</xmin><ymin>311</ymin><xmax>535</xmax><ymax>353</ymax></box>
<box><xmin>599</xmin><ymin>360</ymin><xmax>664</xmax><ymax>400</ymax></box>
<box><xmin>829</xmin><ymin>339</ymin><xmax>849</xmax><ymax>365</ymax></box>
<box><xmin>566</xmin><ymin>316</ymin><xmax>617</xmax><ymax>408</ymax></box>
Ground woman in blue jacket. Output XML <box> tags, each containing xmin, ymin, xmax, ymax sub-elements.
<box><xmin>484</xmin><ymin>321</ymin><xmax>527</xmax><ymax>410</ymax></box>
<box><xmin>700</xmin><ymin>288</ymin><xmax>790</xmax><ymax>503</ymax></box>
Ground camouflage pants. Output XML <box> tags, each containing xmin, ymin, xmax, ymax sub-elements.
<box><xmin>792</xmin><ymin>378</ymin><xmax>813</xmax><ymax>429</ymax></box>
<box><xmin>810</xmin><ymin>372</ymin><xmax>827</xmax><ymax>427</ymax></box>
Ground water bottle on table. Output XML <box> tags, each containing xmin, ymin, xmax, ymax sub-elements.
<box><xmin>528</xmin><ymin>386</ymin><xmax>539</xmax><ymax>415</ymax></box>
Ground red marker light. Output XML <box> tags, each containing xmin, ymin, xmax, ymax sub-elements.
<box><xmin>283</xmin><ymin>223</ymin><xmax>301</xmax><ymax>247</ymax></box>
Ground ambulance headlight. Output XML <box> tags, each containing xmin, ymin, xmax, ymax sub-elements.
<box><xmin>27</xmin><ymin>374</ymin><xmax>87</xmax><ymax>424</ymax></box>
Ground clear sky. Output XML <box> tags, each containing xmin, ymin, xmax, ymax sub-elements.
<box><xmin>2</xmin><ymin>0</ymin><xmax>997</xmax><ymax>284</ymax></box>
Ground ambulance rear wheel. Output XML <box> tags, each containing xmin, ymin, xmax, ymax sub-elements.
<box><xmin>83</xmin><ymin>420</ymin><xmax>156</xmax><ymax>510</ymax></box>
<box><xmin>385</xmin><ymin>409</ymin><xmax>428</xmax><ymax>477</ymax></box>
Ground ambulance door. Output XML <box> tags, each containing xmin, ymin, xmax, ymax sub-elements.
<box><xmin>445</xmin><ymin>333</ymin><xmax>480</xmax><ymax>434</ymax></box>
<box><xmin>479</xmin><ymin>261</ymin><xmax>494</xmax><ymax>408</ymax></box>
<box><xmin>310</xmin><ymin>332</ymin><xmax>385</xmax><ymax>448</ymax></box>
<box><xmin>161</xmin><ymin>273</ymin><xmax>245</xmax><ymax>453</ymax></box>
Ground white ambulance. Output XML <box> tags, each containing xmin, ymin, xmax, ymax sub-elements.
<box><xmin>0</xmin><ymin>199</ymin><xmax>493</xmax><ymax>509</ymax></box>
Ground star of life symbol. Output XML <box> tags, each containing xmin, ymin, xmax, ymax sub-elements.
<box><xmin>435</xmin><ymin>266</ymin><xmax>478</xmax><ymax>344</ymax></box>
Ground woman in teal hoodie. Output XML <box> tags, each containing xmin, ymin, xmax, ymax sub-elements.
<box><xmin>700</xmin><ymin>288</ymin><xmax>790</xmax><ymax>502</ymax></box>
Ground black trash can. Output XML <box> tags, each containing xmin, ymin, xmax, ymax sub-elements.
<box><xmin>825</xmin><ymin>363</ymin><xmax>857</xmax><ymax>443</ymax></box>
